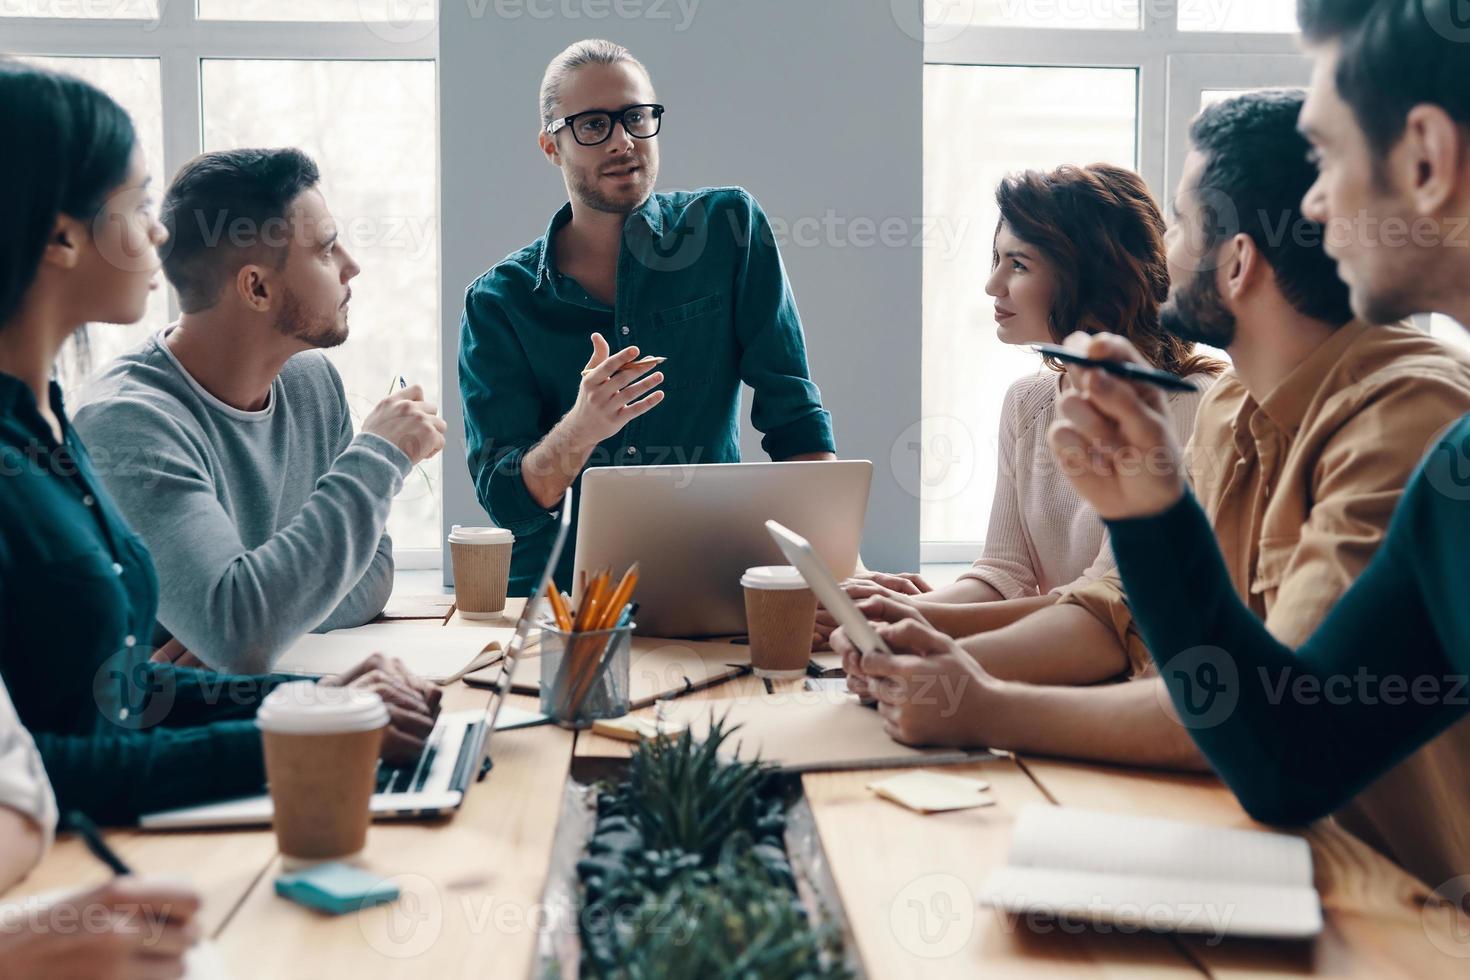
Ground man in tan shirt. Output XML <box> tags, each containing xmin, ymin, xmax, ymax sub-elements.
<box><xmin>839</xmin><ymin>91</ymin><xmax>1470</xmax><ymax>891</ymax></box>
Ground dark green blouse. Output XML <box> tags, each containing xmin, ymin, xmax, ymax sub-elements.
<box><xmin>0</xmin><ymin>371</ymin><xmax>286</xmax><ymax>824</ymax></box>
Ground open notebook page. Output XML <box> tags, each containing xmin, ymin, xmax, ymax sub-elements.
<box><xmin>1007</xmin><ymin>805</ymin><xmax>1314</xmax><ymax>889</ymax></box>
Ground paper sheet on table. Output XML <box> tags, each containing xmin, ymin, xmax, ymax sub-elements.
<box><xmin>659</xmin><ymin>687</ymin><xmax>980</xmax><ymax>772</ymax></box>
<box><xmin>272</xmin><ymin>623</ymin><xmax>516</xmax><ymax>683</ymax></box>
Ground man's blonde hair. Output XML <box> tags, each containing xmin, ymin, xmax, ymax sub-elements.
<box><xmin>539</xmin><ymin>39</ymin><xmax>650</xmax><ymax>128</ymax></box>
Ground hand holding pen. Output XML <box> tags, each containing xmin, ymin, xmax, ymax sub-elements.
<box><xmin>362</xmin><ymin>375</ymin><xmax>448</xmax><ymax>466</ymax></box>
<box><xmin>566</xmin><ymin>334</ymin><xmax>667</xmax><ymax>448</ymax></box>
<box><xmin>1</xmin><ymin>813</ymin><xmax>206</xmax><ymax>979</ymax></box>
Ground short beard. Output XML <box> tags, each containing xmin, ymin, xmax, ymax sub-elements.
<box><xmin>1161</xmin><ymin>265</ymin><xmax>1237</xmax><ymax>348</ymax></box>
<box><xmin>275</xmin><ymin>286</ymin><xmax>347</xmax><ymax>349</ymax></box>
<box><xmin>1354</xmin><ymin>277</ymin><xmax>1419</xmax><ymax>327</ymax></box>
<box><xmin>567</xmin><ymin>163</ymin><xmax>653</xmax><ymax>215</ymax></box>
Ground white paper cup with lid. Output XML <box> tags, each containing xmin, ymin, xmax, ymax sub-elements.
<box><xmin>448</xmin><ymin>525</ymin><xmax>514</xmax><ymax>618</ymax></box>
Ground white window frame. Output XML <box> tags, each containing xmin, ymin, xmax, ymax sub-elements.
<box><xmin>920</xmin><ymin>0</ymin><xmax>1313</xmax><ymax>563</ymax></box>
<box><xmin>4</xmin><ymin>6</ymin><xmax>442</xmax><ymax>569</ymax></box>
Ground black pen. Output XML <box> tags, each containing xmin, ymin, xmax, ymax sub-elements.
<box><xmin>65</xmin><ymin>810</ymin><xmax>132</xmax><ymax>876</ymax></box>
<box><xmin>1034</xmin><ymin>343</ymin><xmax>1198</xmax><ymax>393</ymax></box>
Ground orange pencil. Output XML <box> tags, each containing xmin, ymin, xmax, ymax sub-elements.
<box><xmin>569</xmin><ymin>565</ymin><xmax>636</xmax><ymax>715</ymax></box>
<box><xmin>546</xmin><ymin>587</ymin><xmax>574</xmax><ymax>632</ymax></box>
<box><xmin>596</xmin><ymin>563</ymin><xmax>640</xmax><ymax>631</ymax></box>
<box><xmin>562</xmin><ymin>570</ymin><xmax>609</xmax><ymax>714</ymax></box>
<box><xmin>576</xmin><ymin>569</ymin><xmax>610</xmax><ymax>633</ymax></box>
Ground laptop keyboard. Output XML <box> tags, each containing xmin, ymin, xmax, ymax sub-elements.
<box><xmin>376</xmin><ymin>724</ymin><xmax>444</xmax><ymax>796</ymax></box>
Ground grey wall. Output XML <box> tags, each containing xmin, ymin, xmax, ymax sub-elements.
<box><xmin>439</xmin><ymin>0</ymin><xmax>923</xmax><ymax>582</ymax></box>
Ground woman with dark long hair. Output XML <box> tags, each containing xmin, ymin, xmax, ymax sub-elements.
<box><xmin>834</xmin><ymin>164</ymin><xmax>1223</xmax><ymax>639</ymax></box>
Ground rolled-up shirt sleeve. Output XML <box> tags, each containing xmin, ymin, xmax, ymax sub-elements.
<box><xmin>0</xmin><ymin>678</ymin><xmax>56</xmax><ymax>849</ymax></box>
<box><xmin>459</xmin><ymin>276</ymin><xmax>560</xmax><ymax>537</ymax></box>
<box><xmin>728</xmin><ymin>192</ymin><xmax>836</xmax><ymax>460</ymax></box>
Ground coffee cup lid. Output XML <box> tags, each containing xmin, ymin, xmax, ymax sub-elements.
<box><xmin>256</xmin><ymin>681</ymin><xmax>390</xmax><ymax>735</ymax></box>
<box><xmin>740</xmin><ymin>565</ymin><xmax>809</xmax><ymax>590</ymax></box>
<box><xmin>448</xmin><ymin>525</ymin><xmax>514</xmax><ymax>545</ymax></box>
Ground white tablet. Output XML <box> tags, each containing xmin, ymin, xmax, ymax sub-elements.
<box><xmin>765</xmin><ymin>520</ymin><xmax>894</xmax><ymax>662</ymax></box>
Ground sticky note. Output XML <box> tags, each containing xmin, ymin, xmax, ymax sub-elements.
<box><xmin>275</xmin><ymin>862</ymin><xmax>400</xmax><ymax>916</ymax></box>
<box><xmin>590</xmin><ymin>715</ymin><xmax>687</xmax><ymax>742</ymax></box>
<box><xmin>867</xmin><ymin>769</ymin><xmax>995</xmax><ymax>814</ymax></box>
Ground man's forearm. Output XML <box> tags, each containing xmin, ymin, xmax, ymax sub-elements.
<box><xmin>986</xmin><ymin>677</ymin><xmax>1211</xmax><ymax>771</ymax></box>
<box><xmin>918</xmin><ymin>594</ymin><xmax>1059</xmax><ymax>638</ymax></box>
<box><xmin>521</xmin><ymin>416</ymin><xmax>597</xmax><ymax>510</ymax></box>
<box><xmin>779</xmin><ymin>451</ymin><xmax>837</xmax><ymax>462</ymax></box>
<box><xmin>961</xmin><ymin>603</ymin><xmax>1130</xmax><ymax>686</ymax></box>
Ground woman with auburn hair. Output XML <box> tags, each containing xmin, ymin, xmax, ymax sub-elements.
<box><xmin>824</xmin><ymin>163</ymin><xmax>1223</xmax><ymax>642</ymax></box>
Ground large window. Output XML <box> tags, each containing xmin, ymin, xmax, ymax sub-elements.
<box><xmin>920</xmin><ymin>0</ymin><xmax>1311</xmax><ymax>560</ymax></box>
<box><xmin>6</xmin><ymin>6</ymin><xmax>440</xmax><ymax>562</ymax></box>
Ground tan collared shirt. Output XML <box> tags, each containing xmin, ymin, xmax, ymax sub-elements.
<box><xmin>1059</xmin><ymin>319</ymin><xmax>1470</xmax><ymax>891</ymax></box>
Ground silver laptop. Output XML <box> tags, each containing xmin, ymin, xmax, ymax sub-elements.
<box><xmin>574</xmin><ymin>461</ymin><xmax>872</xmax><ymax>638</ymax></box>
<box><xmin>140</xmin><ymin>499</ymin><xmax>573</xmax><ymax>829</ymax></box>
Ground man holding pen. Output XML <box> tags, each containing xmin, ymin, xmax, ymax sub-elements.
<box><xmin>73</xmin><ymin>148</ymin><xmax>448</xmax><ymax>675</ymax></box>
<box><xmin>459</xmin><ymin>39</ymin><xmax>837</xmax><ymax>595</ymax></box>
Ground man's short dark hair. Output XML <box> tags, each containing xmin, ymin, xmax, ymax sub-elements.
<box><xmin>1297</xmin><ymin>0</ymin><xmax>1470</xmax><ymax>159</ymax></box>
<box><xmin>1190</xmin><ymin>90</ymin><xmax>1355</xmax><ymax>328</ymax></box>
<box><xmin>161</xmin><ymin>147</ymin><xmax>320</xmax><ymax>313</ymax></box>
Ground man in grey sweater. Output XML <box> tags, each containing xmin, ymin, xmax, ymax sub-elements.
<box><xmin>74</xmin><ymin>148</ymin><xmax>447</xmax><ymax>674</ymax></box>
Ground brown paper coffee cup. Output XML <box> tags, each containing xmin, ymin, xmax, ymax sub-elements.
<box><xmin>256</xmin><ymin>682</ymin><xmax>389</xmax><ymax>864</ymax></box>
<box><xmin>741</xmin><ymin>566</ymin><xmax>818</xmax><ymax>679</ymax></box>
<box><xmin>449</xmin><ymin>526</ymin><xmax>514</xmax><ymax>618</ymax></box>
<box><xmin>262</xmin><ymin>726</ymin><xmax>384</xmax><ymax>862</ymax></box>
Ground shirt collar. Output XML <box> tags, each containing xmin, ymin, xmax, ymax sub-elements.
<box><xmin>533</xmin><ymin>193</ymin><xmax>665</xmax><ymax>292</ymax></box>
<box><xmin>0</xmin><ymin>371</ymin><xmax>67</xmax><ymax>431</ymax></box>
<box><xmin>1256</xmin><ymin>319</ymin><xmax>1372</xmax><ymax>434</ymax></box>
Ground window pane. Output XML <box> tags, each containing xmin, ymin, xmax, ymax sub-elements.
<box><xmin>934</xmin><ymin>0</ymin><xmax>1137</xmax><ymax>31</ymax></box>
<box><xmin>202</xmin><ymin>59</ymin><xmax>440</xmax><ymax>549</ymax></box>
<box><xmin>1201</xmin><ymin>88</ymin><xmax>1260</xmax><ymax>110</ymax></box>
<box><xmin>1179</xmin><ymin>0</ymin><xmax>1297</xmax><ymax>33</ymax></box>
<box><xmin>922</xmin><ymin>65</ymin><xmax>1137</xmax><ymax>545</ymax></box>
<box><xmin>1</xmin><ymin>0</ymin><xmax>157</xmax><ymax>18</ymax></box>
<box><xmin>20</xmin><ymin>57</ymin><xmax>166</xmax><ymax>390</ymax></box>
<box><xmin>199</xmin><ymin>0</ymin><xmax>432</xmax><ymax>21</ymax></box>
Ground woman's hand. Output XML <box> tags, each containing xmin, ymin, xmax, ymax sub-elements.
<box><xmin>321</xmin><ymin>654</ymin><xmax>443</xmax><ymax>766</ymax></box>
<box><xmin>814</xmin><ymin>579</ymin><xmax>919</xmax><ymax>650</ymax></box>
<box><xmin>835</xmin><ymin>614</ymin><xmax>1001</xmax><ymax>749</ymax></box>
<box><xmin>829</xmin><ymin>595</ymin><xmax>933</xmax><ymax>701</ymax></box>
<box><xmin>0</xmin><ymin>877</ymin><xmax>201</xmax><ymax>980</ymax></box>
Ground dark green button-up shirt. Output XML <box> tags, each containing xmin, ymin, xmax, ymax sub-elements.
<box><xmin>0</xmin><ymin>371</ymin><xmax>285</xmax><ymax>824</ymax></box>
<box><xmin>459</xmin><ymin>187</ymin><xmax>836</xmax><ymax>593</ymax></box>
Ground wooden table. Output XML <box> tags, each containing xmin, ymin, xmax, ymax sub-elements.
<box><xmin>6</xmin><ymin>597</ymin><xmax>1468</xmax><ymax>977</ymax></box>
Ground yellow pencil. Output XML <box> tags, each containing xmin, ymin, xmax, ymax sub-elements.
<box><xmin>596</xmin><ymin>563</ymin><xmax>640</xmax><ymax>631</ymax></box>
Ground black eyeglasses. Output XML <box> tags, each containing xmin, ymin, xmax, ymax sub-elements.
<box><xmin>546</xmin><ymin>103</ymin><xmax>665</xmax><ymax>146</ymax></box>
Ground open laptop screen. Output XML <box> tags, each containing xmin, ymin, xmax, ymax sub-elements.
<box><xmin>474</xmin><ymin>492</ymin><xmax>574</xmax><ymax>779</ymax></box>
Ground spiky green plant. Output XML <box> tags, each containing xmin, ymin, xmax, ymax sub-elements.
<box><xmin>605</xmin><ymin>717</ymin><xmax>772</xmax><ymax>859</ymax></box>
<box><xmin>575</xmin><ymin>718</ymin><xmax>848</xmax><ymax>979</ymax></box>
<box><xmin>594</xmin><ymin>841</ymin><xmax>847</xmax><ymax>980</ymax></box>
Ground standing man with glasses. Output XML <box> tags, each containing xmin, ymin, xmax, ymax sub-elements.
<box><xmin>459</xmin><ymin>39</ymin><xmax>837</xmax><ymax>595</ymax></box>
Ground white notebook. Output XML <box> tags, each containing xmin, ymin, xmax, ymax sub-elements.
<box><xmin>978</xmin><ymin>805</ymin><xmax>1322</xmax><ymax>940</ymax></box>
<box><xmin>271</xmin><ymin>623</ymin><xmax>514</xmax><ymax>683</ymax></box>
